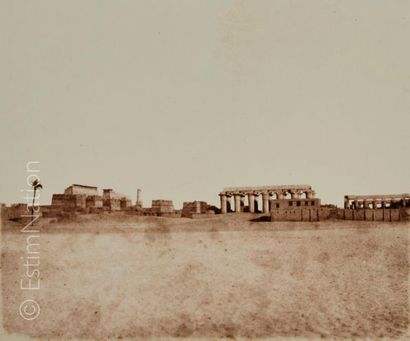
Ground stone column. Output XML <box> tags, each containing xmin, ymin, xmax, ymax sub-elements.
<box><xmin>219</xmin><ymin>194</ymin><xmax>227</xmax><ymax>214</ymax></box>
<box><xmin>240</xmin><ymin>195</ymin><xmax>245</xmax><ymax>212</ymax></box>
<box><xmin>234</xmin><ymin>194</ymin><xmax>241</xmax><ymax>213</ymax></box>
<box><xmin>136</xmin><ymin>188</ymin><xmax>142</xmax><ymax>207</ymax></box>
<box><xmin>254</xmin><ymin>196</ymin><xmax>259</xmax><ymax>212</ymax></box>
<box><xmin>248</xmin><ymin>193</ymin><xmax>255</xmax><ymax>213</ymax></box>
<box><xmin>262</xmin><ymin>192</ymin><xmax>270</xmax><ymax>213</ymax></box>
<box><xmin>277</xmin><ymin>191</ymin><xmax>285</xmax><ymax>200</ymax></box>
<box><xmin>344</xmin><ymin>196</ymin><xmax>349</xmax><ymax>209</ymax></box>
<box><xmin>373</xmin><ymin>201</ymin><xmax>378</xmax><ymax>209</ymax></box>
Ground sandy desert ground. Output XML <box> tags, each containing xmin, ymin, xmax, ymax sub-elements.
<box><xmin>1</xmin><ymin>214</ymin><xmax>409</xmax><ymax>340</ymax></box>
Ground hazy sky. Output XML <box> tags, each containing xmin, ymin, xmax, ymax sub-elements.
<box><xmin>1</xmin><ymin>0</ymin><xmax>409</xmax><ymax>208</ymax></box>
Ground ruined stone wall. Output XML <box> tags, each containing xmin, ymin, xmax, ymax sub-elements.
<box><xmin>271</xmin><ymin>207</ymin><xmax>334</xmax><ymax>222</ymax></box>
<box><xmin>102</xmin><ymin>189</ymin><xmax>131</xmax><ymax>211</ymax></box>
<box><xmin>338</xmin><ymin>208</ymin><xmax>404</xmax><ymax>222</ymax></box>
<box><xmin>40</xmin><ymin>205</ymin><xmax>61</xmax><ymax>218</ymax></box>
<box><xmin>181</xmin><ymin>201</ymin><xmax>208</xmax><ymax>218</ymax></box>
<box><xmin>151</xmin><ymin>200</ymin><xmax>175</xmax><ymax>214</ymax></box>
<box><xmin>86</xmin><ymin>196</ymin><xmax>103</xmax><ymax>208</ymax></box>
<box><xmin>270</xmin><ymin>198</ymin><xmax>321</xmax><ymax>210</ymax></box>
<box><xmin>52</xmin><ymin>194</ymin><xmax>87</xmax><ymax>210</ymax></box>
<box><xmin>103</xmin><ymin>198</ymin><xmax>121</xmax><ymax>211</ymax></box>
<box><xmin>120</xmin><ymin>198</ymin><xmax>132</xmax><ymax>210</ymax></box>
<box><xmin>3</xmin><ymin>203</ymin><xmax>30</xmax><ymax>221</ymax></box>
<box><xmin>103</xmin><ymin>189</ymin><xmax>128</xmax><ymax>201</ymax></box>
<box><xmin>64</xmin><ymin>185</ymin><xmax>98</xmax><ymax>196</ymax></box>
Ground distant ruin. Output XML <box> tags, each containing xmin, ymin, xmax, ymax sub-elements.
<box><xmin>181</xmin><ymin>201</ymin><xmax>215</xmax><ymax>218</ymax></box>
<box><xmin>219</xmin><ymin>185</ymin><xmax>316</xmax><ymax>214</ymax></box>
<box><xmin>340</xmin><ymin>194</ymin><xmax>410</xmax><ymax>222</ymax></box>
<box><xmin>1</xmin><ymin>183</ymin><xmax>409</xmax><ymax>223</ymax></box>
<box><xmin>219</xmin><ymin>185</ymin><xmax>410</xmax><ymax>222</ymax></box>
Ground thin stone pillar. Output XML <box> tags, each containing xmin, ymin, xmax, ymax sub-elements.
<box><xmin>254</xmin><ymin>196</ymin><xmax>259</xmax><ymax>212</ymax></box>
<box><xmin>262</xmin><ymin>192</ymin><xmax>270</xmax><ymax>213</ymax></box>
<box><xmin>344</xmin><ymin>196</ymin><xmax>349</xmax><ymax>209</ymax></box>
<box><xmin>248</xmin><ymin>193</ymin><xmax>255</xmax><ymax>213</ymax></box>
<box><xmin>240</xmin><ymin>195</ymin><xmax>245</xmax><ymax>212</ymax></box>
<box><xmin>234</xmin><ymin>194</ymin><xmax>241</xmax><ymax>213</ymax></box>
<box><xmin>227</xmin><ymin>196</ymin><xmax>232</xmax><ymax>212</ymax></box>
<box><xmin>220</xmin><ymin>194</ymin><xmax>227</xmax><ymax>214</ymax></box>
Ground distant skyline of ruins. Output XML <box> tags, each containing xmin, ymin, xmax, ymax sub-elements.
<box><xmin>2</xmin><ymin>174</ymin><xmax>409</xmax><ymax>210</ymax></box>
<box><xmin>4</xmin><ymin>181</ymin><xmax>408</xmax><ymax>223</ymax></box>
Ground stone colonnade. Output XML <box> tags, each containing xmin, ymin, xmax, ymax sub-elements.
<box><xmin>344</xmin><ymin>194</ymin><xmax>410</xmax><ymax>210</ymax></box>
<box><xmin>219</xmin><ymin>185</ymin><xmax>315</xmax><ymax>214</ymax></box>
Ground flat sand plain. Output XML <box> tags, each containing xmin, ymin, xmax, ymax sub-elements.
<box><xmin>1</xmin><ymin>214</ymin><xmax>409</xmax><ymax>340</ymax></box>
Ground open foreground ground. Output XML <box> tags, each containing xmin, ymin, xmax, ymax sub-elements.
<box><xmin>1</xmin><ymin>214</ymin><xmax>409</xmax><ymax>340</ymax></box>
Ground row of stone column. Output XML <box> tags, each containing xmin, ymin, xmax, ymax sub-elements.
<box><xmin>219</xmin><ymin>190</ymin><xmax>315</xmax><ymax>214</ymax></box>
<box><xmin>219</xmin><ymin>193</ymin><xmax>269</xmax><ymax>214</ymax></box>
<box><xmin>344</xmin><ymin>198</ymin><xmax>409</xmax><ymax>209</ymax></box>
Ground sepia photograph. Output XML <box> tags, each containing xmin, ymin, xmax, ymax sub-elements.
<box><xmin>1</xmin><ymin>1</ymin><xmax>409</xmax><ymax>340</ymax></box>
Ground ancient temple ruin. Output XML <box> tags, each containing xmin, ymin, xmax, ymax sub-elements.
<box><xmin>181</xmin><ymin>201</ymin><xmax>215</xmax><ymax>218</ymax></box>
<box><xmin>2</xmin><ymin>181</ymin><xmax>409</xmax><ymax>223</ymax></box>
<box><xmin>219</xmin><ymin>185</ymin><xmax>410</xmax><ymax>222</ymax></box>
<box><xmin>103</xmin><ymin>189</ymin><xmax>132</xmax><ymax>211</ymax></box>
<box><xmin>49</xmin><ymin>184</ymin><xmax>103</xmax><ymax>215</ymax></box>
<box><xmin>219</xmin><ymin>185</ymin><xmax>316</xmax><ymax>214</ymax></box>
<box><xmin>149</xmin><ymin>200</ymin><xmax>175</xmax><ymax>216</ymax></box>
<box><xmin>41</xmin><ymin>184</ymin><xmax>132</xmax><ymax>216</ymax></box>
<box><xmin>340</xmin><ymin>194</ymin><xmax>410</xmax><ymax>221</ymax></box>
<box><xmin>344</xmin><ymin>194</ymin><xmax>410</xmax><ymax>209</ymax></box>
